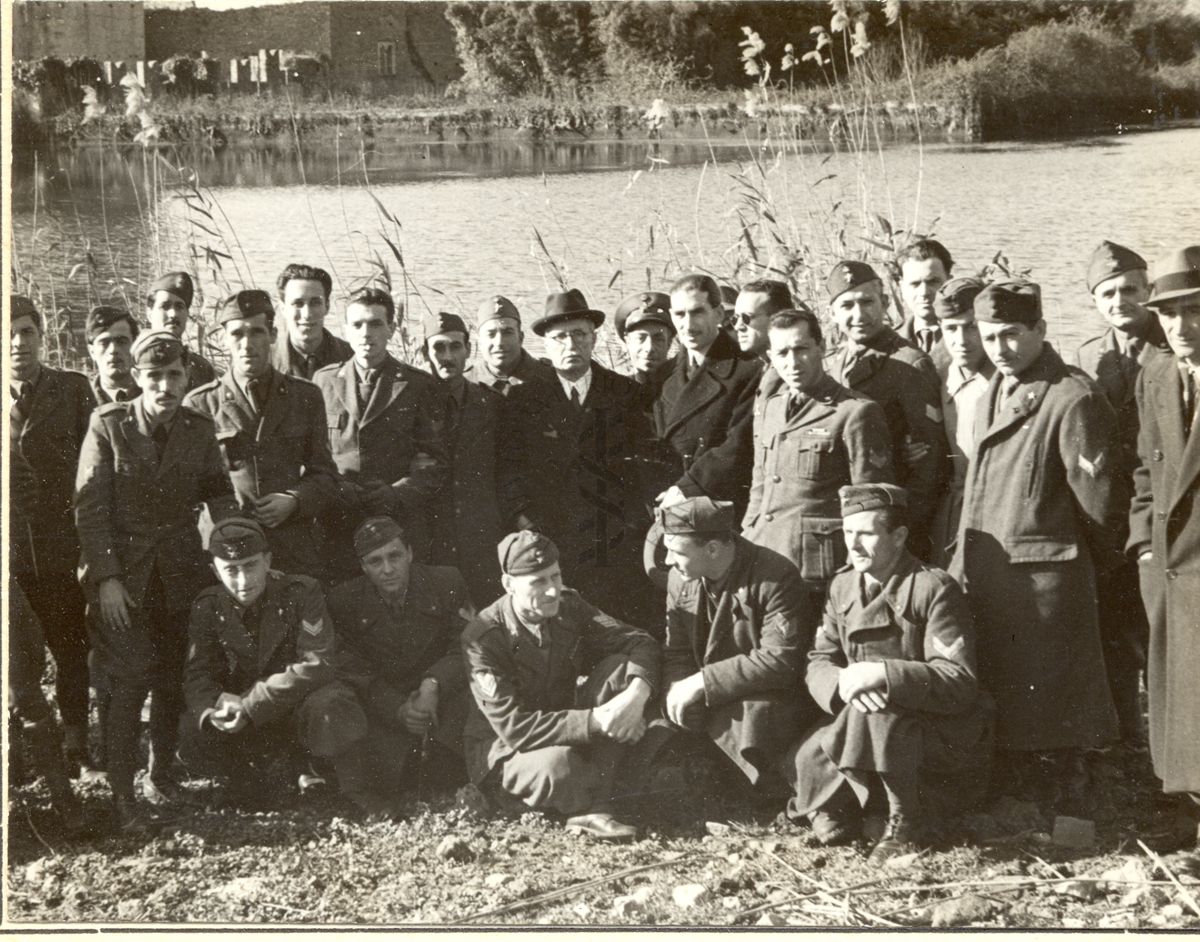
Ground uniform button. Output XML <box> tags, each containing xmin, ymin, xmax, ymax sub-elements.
<box><xmin>1157</xmin><ymin>512</ymin><xmax>1166</xmax><ymax>520</ymax></box>
<box><xmin>772</xmin><ymin>475</ymin><xmax>782</xmax><ymax>483</ymax></box>
<box><xmin>1166</xmin><ymin>569</ymin><xmax>1178</xmax><ymax>579</ymax></box>
<box><xmin>765</xmin><ymin>513</ymin><xmax>774</xmax><ymax>522</ymax></box>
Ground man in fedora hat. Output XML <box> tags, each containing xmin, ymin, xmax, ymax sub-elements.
<box><xmin>1130</xmin><ymin>245</ymin><xmax>1200</xmax><ymax>850</ymax></box>
<box><xmin>466</xmin><ymin>294</ymin><xmax>555</xmax><ymax>395</ymax></box>
<box><xmin>145</xmin><ymin>271</ymin><xmax>219</xmax><ymax>391</ymax></box>
<box><xmin>272</xmin><ymin>263</ymin><xmax>352</xmax><ymax>380</ymax></box>
<box><xmin>498</xmin><ymin>288</ymin><xmax>655</xmax><ymax>625</ymax></box>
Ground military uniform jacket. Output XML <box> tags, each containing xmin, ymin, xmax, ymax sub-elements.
<box><xmin>10</xmin><ymin>367</ymin><xmax>95</xmax><ymax>576</ymax></box>
<box><xmin>827</xmin><ymin>327</ymin><xmax>947</xmax><ymax>533</ymax></box>
<box><xmin>186</xmin><ymin>349</ymin><xmax>219</xmax><ymax>392</ymax></box>
<box><xmin>272</xmin><ymin>329</ymin><xmax>352</xmax><ymax>380</ymax></box>
<box><xmin>461</xmin><ymin>590</ymin><xmax>659</xmax><ymax>784</ymax></box>
<box><xmin>743</xmin><ymin>374</ymin><xmax>894</xmax><ymax>584</ymax></box>
<box><xmin>328</xmin><ymin>566</ymin><xmax>473</xmax><ymax>727</ymax></box>
<box><xmin>184</xmin><ymin>571</ymin><xmax>335</xmax><ymax>729</ymax></box>
<box><xmin>74</xmin><ymin>400</ymin><xmax>231</xmax><ymax>609</ymax></box>
<box><xmin>183</xmin><ymin>368</ymin><xmax>338</xmax><ymax>575</ymax></box>
<box><xmin>651</xmin><ymin>331</ymin><xmax>764</xmax><ymax>514</ymax></box>
<box><xmin>664</xmin><ymin>536</ymin><xmax>814</xmax><ymax>781</ymax></box>
<box><xmin>1130</xmin><ymin>354</ymin><xmax>1200</xmax><ymax>793</ymax></box>
<box><xmin>467</xmin><ymin>349</ymin><xmax>556</xmax><ymax>394</ymax></box>
<box><xmin>90</xmin><ymin>376</ymin><xmax>138</xmax><ymax>407</ymax></box>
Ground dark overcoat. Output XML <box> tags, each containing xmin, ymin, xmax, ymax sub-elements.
<box><xmin>183</xmin><ymin>368</ymin><xmax>337</xmax><ymax>578</ymax></box>
<box><xmin>272</xmin><ymin>328</ymin><xmax>352</xmax><ymax>380</ymax></box>
<box><xmin>954</xmin><ymin>344</ymin><xmax>1123</xmax><ymax>751</ymax></box>
<box><xmin>664</xmin><ymin>536</ymin><xmax>815</xmax><ymax>783</ymax></box>
<box><xmin>1130</xmin><ymin>353</ymin><xmax>1200</xmax><ymax>794</ymax></box>
<box><xmin>74</xmin><ymin>400</ymin><xmax>231</xmax><ymax>610</ymax></box>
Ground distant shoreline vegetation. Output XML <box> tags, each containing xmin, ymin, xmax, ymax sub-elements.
<box><xmin>12</xmin><ymin>2</ymin><xmax>1200</xmax><ymax>152</ymax></box>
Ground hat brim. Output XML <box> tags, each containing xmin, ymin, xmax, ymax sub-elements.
<box><xmin>1147</xmin><ymin>285</ymin><xmax>1200</xmax><ymax>307</ymax></box>
<box><xmin>531</xmin><ymin>309</ymin><xmax>605</xmax><ymax>336</ymax></box>
<box><xmin>621</xmin><ymin>311</ymin><xmax>675</xmax><ymax>337</ymax></box>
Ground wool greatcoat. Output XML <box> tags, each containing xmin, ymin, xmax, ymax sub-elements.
<box><xmin>742</xmin><ymin>374</ymin><xmax>895</xmax><ymax>593</ymax></box>
<box><xmin>663</xmin><ymin>536</ymin><xmax>816</xmax><ymax>784</ymax></box>
<box><xmin>184</xmin><ymin>368</ymin><xmax>337</xmax><ymax>579</ymax></box>
<box><xmin>954</xmin><ymin>344</ymin><xmax>1124</xmax><ymax>752</ymax></box>
<box><xmin>1130</xmin><ymin>353</ymin><xmax>1200</xmax><ymax>794</ymax></box>
<box><xmin>790</xmin><ymin>551</ymin><xmax>993</xmax><ymax>819</ymax></box>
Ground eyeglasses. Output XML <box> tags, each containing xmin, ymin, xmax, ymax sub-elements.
<box><xmin>732</xmin><ymin>312</ymin><xmax>767</xmax><ymax>328</ymax></box>
<box><xmin>545</xmin><ymin>328</ymin><xmax>592</xmax><ymax>346</ymax></box>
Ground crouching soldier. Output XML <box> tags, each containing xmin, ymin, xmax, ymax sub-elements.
<box><xmin>181</xmin><ymin>517</ymin><xmax>390</xmax><ymax>816</ymax></box>
<box><xmin>661</xmin><ymin>497</ymin><xmax>815</xmax><ymax>802</ymax></box>
<box><xmin>462</xmin><ymin>531</ymin><xmax>659</xmax><ymax>842</ymax></box>
<box><xmin>328</xmin><ymin>516</ymin><xmax>475</xmax><ymax>795</ymax></box>
<box><xmin>786</xmin><ymin>484</ymin><xmax>993</xmax><ymax>861</ymax></box>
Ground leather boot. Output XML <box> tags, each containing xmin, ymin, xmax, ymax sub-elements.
<box><xmin>62</xmin><ymin>723</ymin><xmax>89</xmax><ymax>778</ymax></box>
<box><xmin>27</xmin><ymin>719</ymin><xmax>88</xmax><ymax>836</ymax></box>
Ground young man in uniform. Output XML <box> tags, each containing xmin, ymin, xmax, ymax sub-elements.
<box><xmin>145</xmin><ymin>271</ymin><xmax>219</xmax><ymax>390</ymax></box>
<box><xmin>272</xmin><ymin>263</ymin><xmax>351</xmax><ymax>380</ymax></box>
<box><xmin>895</xmin><ymin>239</ymin><xmax>953</xmax><ymax>368</ymax></box>
<box><xmin>614</xmin><ymin>290</ymin><xmax>676</xmax><ymax>388</ymax></box>
<box><xmin>86</xmin><ymin>305</ymin><xmax>141</xmax><ymax>404</ymax></box>
<box><xmin>74</xmin><ymin>329</ymin><xmax>232</xmax><ymax>829</ymax></box>
<box><xmin>466</xmin><ymin>294</ymin><xmax>555</xmax><ymax>394</ymax></box>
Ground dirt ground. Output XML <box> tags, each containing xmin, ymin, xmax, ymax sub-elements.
<box><xmin>6</xmin><ymin>739</ymin><xmax>1200</xmax><ymax>928</ymax></box>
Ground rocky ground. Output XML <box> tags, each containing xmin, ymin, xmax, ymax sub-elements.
<box><xmin>6</xmin><ymin>740</ymin><xmax>1200</xmax><ymax>929</ymax></box>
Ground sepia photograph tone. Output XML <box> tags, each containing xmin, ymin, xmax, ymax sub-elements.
<box><xmin>3</xmin><ymin>0</ymin><xmax>1200</xmax><ymax>931</ymax></box>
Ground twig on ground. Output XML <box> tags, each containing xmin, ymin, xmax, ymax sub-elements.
<box><xmin>759</xmin><ymin>849</ymin><xmax>899</xmax><ymax>927</ymax></box>
<box><xmin>19</xmin><ymin>797</ymin><xmax>61</xmax><ymax>858</ymax></box>
<box><xmin>455</xmin><ymin>851</ymin><xmax>716</xmax><ymax>924</ymax></box>
<box><xmin>1138</xmin><ymin>839</ymin><xmax>1200</xmax><ymax>919</ymax></box>
<box><xmin>732</xmin><ymin>877</ymin><xmax>883</xmax><ymax>924</ymax></box>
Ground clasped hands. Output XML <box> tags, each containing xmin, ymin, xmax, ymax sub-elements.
<box><xmin>837</xmin><ymin>661</ymin><xmax>890</xmax><ymax>713</ymax></box>
<box><xmin>588</xmin><ymin>677</ymin><xmax>652</xmax><ymax>744</ymax></box>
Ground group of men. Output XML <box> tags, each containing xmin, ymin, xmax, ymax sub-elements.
<box><xmin>7</xmin><ymin>240</ymin><xmax>1200</xmax><ymax>861</ymax></box>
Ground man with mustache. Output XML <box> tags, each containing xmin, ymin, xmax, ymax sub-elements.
<box><xmin>145</xmin><ymin>272</ymin><xmax>219</xmax><ymax>391</ymax></box>
<box><xmin>271</xmin><ymin>263</ymin><xmax>351</xmax><ymax>380</ymax></box>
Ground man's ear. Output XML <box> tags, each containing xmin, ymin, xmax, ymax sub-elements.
<box><xmin>501</xmin><ymin>573</ymin><xmax>513</xmax><ymax>595</ymax></box>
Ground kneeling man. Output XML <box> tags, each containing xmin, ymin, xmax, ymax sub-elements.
<box><xmin>788</xmin><ymin>484</ymin><xmax>992</xmax><ymax>860</ymax></box>
<box><xmin>462</xmin><ymin>531</ymin><xmax>659</xmax><ymax>842</ymax></box>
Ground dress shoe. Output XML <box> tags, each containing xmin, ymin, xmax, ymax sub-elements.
<box><xmin>810</xmin><ymin>806</ymin><xmax>859</xmax><ymax>846</ymax></box>
<box><xmin>868</xmin><ymin>814</ymin><xmax>923</xmax><ymax>863</ymax></box>
<box><xmin>565</xmin><ymin>812</ymin><xmax>637</xmax><ymax>842</ymax></box>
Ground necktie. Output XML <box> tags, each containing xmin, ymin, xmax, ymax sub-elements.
<box><xmin>1184</xmin><ymin>370</ymin><xmax>1197</xmax><ymax>440</ymax></box>
<box><xmin>10</xmin><ymin>382</ymin><xmax>31</xmax><ymax>424</ymax></box>
<box><xmin>570</xmin><ymin>386</ymin><xmax>583</xmax><ymax>412</ymax></box>
<box><xmin>493</xmin><ymin>377</ymin><xmax>509</xmax><ymax>394</ymax></box>
<box><xmin>358</xmin><ymin>369</ymin><xmax>376</xmax><ymax>409</ymax></box>
<box><xmin>786</xmin><ymin>395</ymin><xmax>803</xmax><ymax>422</ymax></box>
<box><xmin>302</xmin><ymin>355</ymin><xmax>317</xmax><ymax>381</ymax></box>
<box><xmin>114</xmin><ymin>389</ymin><xmax>130</xmax><ymax>403</ymax></box>
<box><xmin>919</xmin><ymin>329</ymin><xmax>939</xmax><ymax>355</ymax></box>
<box><xmin>246</xmin><ymin>378</ymin><xmax>267</xmax><ymax>415</ymax></box>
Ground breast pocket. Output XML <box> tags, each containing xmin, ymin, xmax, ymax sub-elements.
<box><xmin>786</xmin><ymin>432</ymin><xmax>836</xmax><ymax>479</ymax></box>
<box><xmin>798</xmin><ymin>517</ymin><xmax>845</xmax><ymax>583</ymax></box>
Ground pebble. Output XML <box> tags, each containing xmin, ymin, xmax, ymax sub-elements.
<box><xmin>484</xmin><ymin>873</ymin><xmax>510</xmax><ymax>888</ymax></box>
<box><xmin>1162</xmin><ymin>903</ymin><xmax>1184</xmax><ymax>919</ymax></box>
<box><xmin>1098</xmin><ymin>911</ymin><xmax>1139</xmax><ymax>929</ymax></box>
<box><xmin>612</xmin><ymin>895</ymin><xmax>644</xmax><ymax>917</ymax></box>
<box><xmin>1053</xmin><ymin>879</ymin><xmax>1099</xmax><ymax>901</ymax></box>
<box><xmin>211</xmin><ymin>876</ymin><xmax>267</xmax><ymax>903</ymax></box>
<box><xmin>673</xmin><ymin>883</ymin><xmax>710</xmax><ymax>909</ymax></box>
<box><xmin>721</xmin><ymin>896</ymin><xmax>739</xmax><ymax>910</ymax></box>
<box><xmin>1148</xmin><ymin>914</ymin><xmax>1169</xmax><ymax>927</ymax></box>
<box><xmin>1061</xmin><ymin>917</ymin><xmax>1086</xmax><ymax>929</ymax></box>
<box><xmin>931</xmin><ymin>893</ymin><xmax>997</xmax><ymax>927</ymax></box>
<box><xmin>435</xmin><ymin>836</ymin><xmax>475</xmax><ymax>862</ymax></box>
<box><xmin>116</xmin><ymin>899</ymin><xmax>143</xmax><ymax>920</ymax></box>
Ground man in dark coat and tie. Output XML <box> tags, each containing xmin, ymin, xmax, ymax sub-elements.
<box><xmin>894</xmin><ymin>239</ymin><xmax>954</xmax><ymax>372</ymax></box>
<box><xmin>271</xmin><ymin>263</ymin><xmax>352</xmax><ymax>380</ymax></box>
<box><xmin>144</xmin><ymin>271</ymin><xmax>219</xmax><ymax>391</ymax></box>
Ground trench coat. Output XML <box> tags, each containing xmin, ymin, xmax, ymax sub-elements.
<box><xmin>10</xmin><ymin>367</ymin><xmax>95</xmax><ymax>577</ymax></box>
<box><xmin>792</xmin><ymin>552</ymin><xmax>992</xmax><ymax>816</ymax></box>
<box><xmin>742</xmin><ymin>374</ymin><xmax>894</xmax><ymax>588</ymax></box>
<box><xmin>1130</xmin><ymin>353</ymin><xmax>1200</xmax><ymax>794</ymax></box>
<box><xmin>954</xmin><ymin>344</ymin><xmax>1123</xmax><ymax>751</ymax></box>
<box><xmin>272</xmin><ymin>328</ymin><xmax>352</xmax><ymax>380</ymax></box>
<box><xmin>663</xmin><ymin>536</ymin><xmax>815</xmax><ymax>784</ymax></box>
<box><xmin>183</xmin><ymin>369</ymin><xmax>337</xmax><ymax>578</ymax></box>
<box><xmin>461</xmin><ymin>590</ymin><xmax>659</xmax><ymax>785</ymax></box>
<box><xmin>74</xmin><ymin>399</ymin><xmax>231</xmax><ymax>610</ymax></box>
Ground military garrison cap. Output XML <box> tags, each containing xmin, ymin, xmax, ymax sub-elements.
<box><xmin>86</xmin><ymin>305</ymin><xmax>139</xmax><ymax>342</ymax></box>
<box><xmin>148</xmin><ymin>271</ymin><xmax>194</xmax><ymax>308</ymax></box>
<box><xmin>498</xmin><ymin>530</ymin><xmax>559</xmax><ymax>576</ymax></box>
<box><xmin>1086</xmin><ymin>241</ymin><xmax>1146</xmax><ymax>293</ymax></box>
<box><xmin>476</xmin><ymin>295</ymin><xmax>521</xmax><ymax>326</ymax></box>
<box><xmin>614</xmin><ymin>291</ymin><xmax>673</xmax><ymax>338</ymax></box>
<box><xmin>11</xmin><ymin>295</ymin><xmax>39</xmax><ymax>323</ymax></box>
<box><xmin>1146</xmin><ymin>245</ymin><xmax>1200</xmax><ymax>307</ymax></box>
<box><xmin>657</xmin><ymin>496</ymin><xmax>736</xmax><ymax>537</ymax></box>
<box><xmin>207</xmin><ymin>516</ymin><xmax>268</xmax><ymax>560</ymax></box>
<box><xmin>826</xmin><ymin>260</ymin><xmax>882</xmax><ymax>302</ymax></box>
<box><xmin>974</xmin><ymin>280</ymin><xmax>1042</xmax><ymax>326</ymax></box>
<box><xmin>130</xmin><ymin>329</ymin><xmax>185</xmax><ymax>368</ymax></box>
<box><xmin>423</xmin><ymin>311</ymin><xmax>469</xmax><ymax>341</ymax></box>
<box><xmin>353</xmin><ymin>515</ymin><xmax>406</xmax><ymax>558</ymax></box>
<box><xmin>218</xmin><ymin>289</ymin><xmax>275</xmax><ymax>326</ymax></box>
<box><xmin>933</xmin><ymin>277</ymin><xmax>985</xmax><ymax>320</ymax></box>
<box><xmin>839</xmin><ymin>483</ymin><xmax>908</xmax><ymax>517</ymax></box>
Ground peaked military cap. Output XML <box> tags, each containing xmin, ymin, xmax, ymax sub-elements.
<box><xmin>933</xmin><ymin>277</ymin><xmax>986</xmax><ymax>320</ymax></box>
<box><xmin>85</xmin><ymin>305</ymin><xmax>137</xmax><ymax>342</ymax></box>
<box><xmin>476</xmin><ymin>295</ymin><xmax>521</xmax><ymax>326</ymax></box>
<box><xmin>130</xmin><ymin>328</ymin><xmax>185</xmax><ymax>368</ymax></box>
<box><xmin>498</xmin><ymin>530</ymin><xmax>559</xmax><ymax>576</ymax></box>
<box><xmin>423</xmin><ymin>311</ymin><xmax>469</xmax><ymax>342</ymax></box>
<box><xmin>208</xmin><ymin>516</ymin><xmax>268</xmax><ymax>560</ymax></box>
<box><xmin>657</xmin><ymin>496</ymin><xmax>736</xmax><ymax>537</ymax></box>
<box><xmin>614</xmin><ymin>291</ymin><xmax>673</xmax><ymax>338</ymax></box>
<box><xmin>353</xmin><ymin>515</ymin><xmax>406</xmax><ymax>558</ymax></box>
<box><xmin>218</xmin><ymin>289</ymin><xmax>275</xmax><ymax>326</ymax></box>
<box><xmin>149</xmin><ymin>271</ymin><xmax>194</xmax><ymax>308</ymax></box>
<box><xmin>1086</xmin><ymin>241</ymin><xmax>1146</xmax><ymax>292</ymax></box>
<box><xmin>11</xmin><ymin>295</ymin><xmax>39</xmax><ymax>322</ymax></box>
<box><xmin>1146</xmin><ymin>245</ymin><xmax>1200</xmax><ymax>307</ymax></box>
<box><xmin>974</xmin><ymin>280</ymin><xmax>1042</xmax><ymax>326</ymax></box>
<box><xmin>532</xmin><ymin>288</ymin><xmax>605</xmax><ymax>336</ymax></box>
<box><xmin>826</xmin><ymin>260</ymin><xmax>882</xmax><ymax>302</ymax></box>
<box><xmin>839</xmin><ymin>483</ymin><xmax>908</xmax><ymax>517</ymax></box>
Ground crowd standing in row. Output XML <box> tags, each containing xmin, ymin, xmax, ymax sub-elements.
<box><xmin>7</xmin><ymin>241</ymin><xmax>1200</xmax><ymax>862</ymax></box>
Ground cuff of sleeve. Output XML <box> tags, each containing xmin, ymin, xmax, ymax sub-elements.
<box><xmin>565</xmin><ymin>708</ymin><xmax>593</xmax><ymax>745</ymax></box>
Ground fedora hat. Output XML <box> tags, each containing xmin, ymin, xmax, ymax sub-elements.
<box><xmin>531</xmin><ymin>288</ymin><xmax>605</xmax><ymax>336</ymax></box>
<box><xmin>1146</xmin><ymin>246</ymin><xmax>1200</xmax><ymax>307</ymax></box>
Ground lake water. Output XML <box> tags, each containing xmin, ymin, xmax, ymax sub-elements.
<box><xmin>10</xmin><ymin>125</ymin><xmax>1200</xmax><ymax>368</ymax></box>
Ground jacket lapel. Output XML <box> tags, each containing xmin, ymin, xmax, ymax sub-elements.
<box><xmin>217</xmin><ymin>371</ymin><xmax>259</xmax><ymax>435</ymax></box>
<box><xmin>979</xmin><ymin>371</ymin><xmax>1050</xmax><ymax>444</ymax></box>
<box><xmin>334</xmin><ymin>360</ymin><xmax>361</xmax><ymax>425</ymax></box>
<box><xmin>255</xmin><ymin>580</ymin><xmax>290</xmax><ymax>672</ymax></box>
<box><xmin>255</xmin><ymin>370</ymin><xmax>293</xmax><ymax>442</ymax></box>
<box><xmin>1154</xmin><ymin>364</ymin><xmax>1200</xmax><ymax>511</ymax></box>
<box><xmin>216</xmin><ymin>596</ymin><xmax>257</xmax><ymax>669</ymax></box>
<box><xmin>362</xmin><ymin>356</ymin><xmax>408</xmax><ymax>426</ymax></box>
<box><xmin>703</xmin><ymin>540</ymin><xmax>752</xmax><ymax>662</ymax></box>
<box><xmin>156</xmin><ymin>409</ymin><xmax>194</xmax><ymax>478</ymax></box>
<box><xmin>663</xmin><ymin>361</ymin><xmax>724</xmax><ymax>436</ymax></box>
<box><xmin>121</xmin><ymin>402</ymin><xmax>160</xmax><ymax>469</ymax></box>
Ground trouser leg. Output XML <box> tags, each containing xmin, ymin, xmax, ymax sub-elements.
<box><xmin>106</xmin><ymin>681</ymin><xmax>149</xmax><ymax>802</ymax></box>
<box><xmin>18</xmin><ymin>571</ymin><xmax>91</xmax><ymax>731</ymax></box>
<box><xmin>147</xmin><ymin>605</ymin><xmax>190</xmax><ymax>783</ymax></box>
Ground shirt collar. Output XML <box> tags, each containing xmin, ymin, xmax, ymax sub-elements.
<box><xmin>558</xmin><ymin>368</ymin><xmax>592</xmax><ymax>401</ymax></box>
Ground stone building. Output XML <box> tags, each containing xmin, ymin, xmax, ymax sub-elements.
<box><xmin>13</xmin><ymin>0</ymin><xmax>146</xmax><ymax>62</ymax></box>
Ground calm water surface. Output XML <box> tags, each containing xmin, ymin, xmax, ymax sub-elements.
<box><xmin>10</xmin><ymin>127</ymin><xmax>1199</xmax><ymax>365</ymax></box>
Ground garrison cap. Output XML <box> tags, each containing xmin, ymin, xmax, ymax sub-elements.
<box><xmin>86</xmin><ymin>305</ymin><xmax>137</xmax><ymax>342</ymax></box>
<box><xmin>207</xmin><ymin>516</ymin><xmax>268</xmax><ymax>560</ymax></box>
<box><xmin>839</xmin><ymin>483</ymin><xmax>908</xmax><ymax>517</ymax></box>
<box><xmin>353</xmin><ymin>515</ymin><xmax>406</xmax><ymax>558</ymax></box>
<box><xmin>423</xmin><ymin>311</ymin><xmax>469</xmax><ymax>341</ymax></box>
<box><xmin>614</xmin><ymin>291</ymin><xmax>673</xmax><ymax>338</ymax></box>
<box><xmin>148</xmin><ymin>271</ymin><xmax>194</xmax><ymax>308</ymax></box>
<box><xmin>130</xmin><ymin>329</ymin><xmax>185</xmax><ymax>368</ymax></box>
<box><xmin>11</xmin><ymin>295</ymin><xmax>39</xmax><ymax>322</ymax></box>
<box><xmin>1086</xmin><ymin>241</ymin><xmax>1147</xmax><ymax>293</ymax></box>
<box><xmin>218</xmin><ymin>289</ymin><xmax>275</xmax><ymax>326</ymax></box>
<box><xmin>498</xmin><ymin>530</ymin><xmax>559</xmax><ymax>576</ymax></box>
<box><xmin>657</xmin><ymin>496</ymin><xmax>736</xmax><ymax>537</ymax></box>
<box><xmin>1146</xmin><ymin>245</ymin><xmax>1200</xmax><ymax>307</ymax></box>
<box><xmin>477</xmin><ymin>295</ymin><xmax>521</xmax><ymax>326</ymax></box>
<box><xmin>933</xmin><ymin>277</ymin><xmax>986</xmax><ymax>320</ymax></box>
<box><xmin>826</xmin><ymin>260</ymin><xmax>882</xmax><ymax>302</ymax></box>
<box><xmin>532</xmin><ymin>289</ymin><xmax>605</xmax><ymax>336</ymax></box>
<box><xmin>974</xmin><ymin>280</ymin><xmax>1042</xmax><ymax>326</ymax></box>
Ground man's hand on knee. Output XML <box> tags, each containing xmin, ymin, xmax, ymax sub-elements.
<box><xmin>665</xmin><ymin>672</ymin><xmax>706</xmax><ymax>727</ymax></box>
<box><xmin>590</xmin><ymin>677</ymin><xmax>651</xmax><ymax>744</ymax></box>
